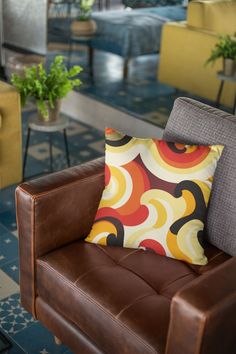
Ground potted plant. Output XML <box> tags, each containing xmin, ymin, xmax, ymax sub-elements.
<box><xmin>11</xmin><ymin>55</ymin><xmax>82</xmax><ymax>122</ymax></box>
<box><xmin>206</xmin><ymin>35</ymin><xmax>236</xmax><ymax>76</ymax></box>
<box><xmin>71</xmin><ymin>0</ymin><xmax>96</xmax><ymax>36</ymax></box>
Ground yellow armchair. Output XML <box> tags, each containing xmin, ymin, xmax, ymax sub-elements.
<box><xmin>0</xmin><ymin>81</ymin><xmax>22</xmax><ymax>189</ymax></box>
<box><xmin>158</xmin><ymin>0</ymin><xmax>236</xmax><ymax>108</ymax></box>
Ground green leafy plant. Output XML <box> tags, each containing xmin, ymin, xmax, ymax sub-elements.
<box><xmin>205</xmin><ymin>35</ymin><xmax>236</xmax><ymax>66</ymax></box>
<box><xmin>75</xmin><ymin>0</ymin><xmax>95</xmax><ymax>20</ymax></box>
<box><xmin>11</xmin><ymin>56</ymin><xmax>82</xmax><ymax>119</ymax></box>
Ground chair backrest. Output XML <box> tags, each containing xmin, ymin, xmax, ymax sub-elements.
<box><xmin>187</xmin><ymin>0</ymin><xmax>236</xmax><ymax>36</ymax></box>
<box><xmin>163</xmin><ymin>97</ymin><xmax>236</xmax><ymax>256</ymax></box>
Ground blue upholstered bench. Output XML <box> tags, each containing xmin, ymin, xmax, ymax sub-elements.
<box><xmin>90</xmin><ymin>6</ymin><xmax>186</xmax><ymax>78</ymax></box>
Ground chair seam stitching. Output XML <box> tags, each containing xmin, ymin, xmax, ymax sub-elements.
<box><xmin>22</xmin><ymin>172</ymin><xmax>104</xmax><ymax>199</ymax></box>
<box><xmin>95</xmin><ymin>245</ymin><xmax>118</xmax><ymax>264</ymax></box>
<box><xmin>118</xmin><ymin>263</ymin><xmax>162</xmax><ymax>297</ymax></box>
<box><xmin>74</xmin><ymin>264</ymin><xmax>117</xmax><ymax>284</ymax></box>
<box><xmin>116</xmin><ymin>293</ymin><xmax>159</xmax><ymax>319</ymax></box>
<box><xmin>158</xmin><ymin>273</ymin><xmax>196</xmax><ymax>295</ymax></box>
<box><xmin>117</xmin><ymin>249</ymin><xmax>140</xmax><ymax>263</ymax></box>
<box><xmin>206</xmin><ymin>251</ymin><xmax>224</xmax><ymax>264</ymax></box>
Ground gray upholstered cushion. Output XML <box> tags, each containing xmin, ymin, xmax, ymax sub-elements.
<box><xmin>163</xmin><ymin>97</ymin><xmax>236</xmax><ymax>256</ymax></box>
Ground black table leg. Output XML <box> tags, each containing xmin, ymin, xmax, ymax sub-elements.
<box><xmin>123</xmin><ymin>59</ymin><xmax>129</xmax><ymax>80</ymax></box>
<box><xmin>233</xmin><ymin>94</ymin><xmax>236</xmax><ymax>116</ymax></box>
<box><xmin>88</xmin><ymin>46</ymin><xmax>94</xmax><ymax>79</ymax></box>
<box><xmin>49</xmin><ymin>133</ymin><xmax>53</xmax><ymax>172</ymax></box>
<box><xmin>67</xmin><ymin>2</ymin><xmax>72</xmax><ymax>17</ymax></box>
<box><xmin>67</xmin><ymin>38</ymin><xmax>73</xmax><ymax>69</ymax></box>
<box><xmin>23</xmin><ymin>127</ymin><xmax>31</xmax><ymax>181</ymax></box>
<box><xmin>216</xmin><ymin>80</ymin><xmax>225</xmax><ymax>108</ymax></box>
<box><xmin>63</xmin><ymin>129</ymin><xmax>70</xmax><ymax>167</ymax></box>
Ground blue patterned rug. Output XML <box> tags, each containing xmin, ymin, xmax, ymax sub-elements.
<box><xmin>0</xmin><ymin>106</ymin><xmax>104</xmax><ymax>353</ymax></box>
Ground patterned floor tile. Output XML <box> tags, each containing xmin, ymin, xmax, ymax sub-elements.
<box><xmin>1</xmin><ymin>259</ymin><xmax>19</xmax><ymax>284</ymax></box>
<box><xmin>28</xmin><ymin>142</ymin><xmax>63</xmax><ymax>160</ymax></box>
<box><xmin>0</xmin><ymin>224</ymin><xmax>9</xmax><ymax>236</ymax></box>
<box><xmin>24</xmin><ymin>157</ymin><xmax>51</xmax><ymax>180</ymax></box>
<box><xmin>0</xmin><ymin>293</ymin><xmax>35</xmax><ymax>336</ymax></box>
<box><xmin>0</xmin><ymin>185</ymin><xmax>18</xmax><ymax>214</ymax></box>
<box><xmin>0</xmin><ymin>231</ymin><xmax>19</xmax><ymax>267</ymax></box>
<box><xmin>0</xmin><ymin>271</ymin><xmax>19</xmax><ymax>301</ymax></box>
<box><xmin>83</xmin><ymin>133</ymin><xmax>94</xmax><ymax>141</ymax></box>
<box><xmin>0</xmin><ymin>210</ymin><xmax>17</xmax><ymax>233</ymax></box>
<box><xmin>13</xmin><ymin>321</ymin><xmax>69</xmax><ymax>354</ymax></box>
<box><xmin>88</xmin><ymin>140</ymin><xmax>105</xmax><ymax>153</ymax></box>
<box><xmin>66</xmin><ymin>121</ymin><xmax>88</xmax><ymax>136</ymax></box>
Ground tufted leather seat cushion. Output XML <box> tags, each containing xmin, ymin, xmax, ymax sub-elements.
<box><xmin>37</xmin><ymin>241</ymin><xmax>230</xmax><ymax>354</ymax></box>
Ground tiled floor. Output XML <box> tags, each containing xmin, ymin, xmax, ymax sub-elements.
<box><xmin>0</xmin><ymin>106</ymin><xmax>104</xmax><ymax>353</ymax></box>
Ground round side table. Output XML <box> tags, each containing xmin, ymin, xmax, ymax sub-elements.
<box><xmin>23</xmin><ymin>114</ymin><xmax>70</xmax><ymax>180</ymax></box>
<box><xmin>216</xmin><ymin>71</ymin><xmax>236</xmax><ymax>115</ymax></box>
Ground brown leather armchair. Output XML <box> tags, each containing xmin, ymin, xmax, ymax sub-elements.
<box><xmin>16</xmin><ymin>97</ymin><xmax>236</xmax><ymax>354</ymax></box>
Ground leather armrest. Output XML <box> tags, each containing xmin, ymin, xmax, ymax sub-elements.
<box><xmin>165</xmin><ymin>257</ymin><xmax>236</xmax><ymax>354</ymax></box>
<box><xmin>16</xmin><ymin>157</ymin><xmax>105</xmax><ymax>316</ymax></box>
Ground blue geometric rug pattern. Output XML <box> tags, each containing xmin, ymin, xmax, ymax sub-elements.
<box><xmin>0</xmin><ymin>105</ymin><xmax>104</xmax><ymax>353</ymax></box>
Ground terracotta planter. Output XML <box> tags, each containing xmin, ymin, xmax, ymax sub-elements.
<box><xmin>223</xmin><ymin>58</ymin><xmax>236</xmax><ymax>77</ymax></box>
<box><xmin>71</xmin><ymin>19</ymin><xmax>97</xmax><ymax>36</ymax></box>
<box><xmin>38</xmin><ymin>100</ymin><xmax>61</xmax><ymax>123</ymax></box>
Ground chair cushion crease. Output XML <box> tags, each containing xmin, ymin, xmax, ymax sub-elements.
<box><xmin>74</xmin><ymin>264</ymin><xmax>118</xmax><ymax>285</ymax></box>
<box><xmin>116</xmin><ymin>293</ymin><xmax>166</xmax><ymax>319</ymax></box>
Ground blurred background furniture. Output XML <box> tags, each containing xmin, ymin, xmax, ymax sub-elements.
<box><xmin>158</xmin><ymin>0</ymin><xmax>236</xmax><ymax>108</ymax></box>
<box><xmin>48</xmin><ymin>4</ymin><xmax>186</xmax><ymax>79</ymax></box>
<box><xmin>16</xmin><ymin>97</ymin><xmax>236</xmax><ymax>354</ymax></box>
<box><xmin>91</xmin><ymin>5</ymin><xmax>186</xmax><ymax>78</ymax></box>
<box><xmin>2</xmin><ymin>0</ymin><xmax>48</xmax><ymax>63</ymax></box>
<box><xmin>0</xmin><ymin>81</ymin><xmax>22</xmax><ymax>189</ymax></box>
